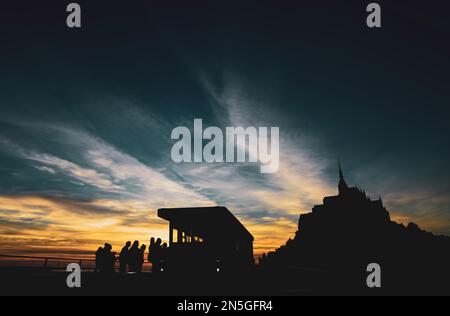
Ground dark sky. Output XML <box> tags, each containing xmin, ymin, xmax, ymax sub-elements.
<box><xmin>1</xmin><ymin>0</ymin><xmax>450</xmax><ymax>256</ymax></box>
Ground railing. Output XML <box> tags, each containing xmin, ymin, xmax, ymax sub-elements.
<box><xmin>0</xmin><ymin>254</ymin><xmax>153</xmax><ymax>273</ymax></box>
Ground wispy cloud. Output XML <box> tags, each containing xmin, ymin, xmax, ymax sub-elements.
<box><xmin>33</xmin><ymin>165</ymin><xmax>56</xmax><ymax>175</ymax></box>
<box><xmin>195</xmin><ymin>73</ymin><xmax>336</xmax><ymax>213</ymax></box>
<box><xmin>1</xmin><ymin>124</ymin><xmax>215</xmax><ymax>207</ymax></box>
<box><xmin>29</xmin><ymin>152</ymin><xmax>122</xmax><ymax>191</ymax></box>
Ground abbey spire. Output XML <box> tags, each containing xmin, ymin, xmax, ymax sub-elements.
<box><xmin>338</xmin><ymin>161</ymin><xmax>348</xmax><ymax>195</ymax></box>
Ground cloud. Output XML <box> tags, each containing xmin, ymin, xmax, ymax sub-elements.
<box><xmin>0</xmin><ymin>195</ymin><xmax>170</xmax><ymax>258</ymax></box>
<box><xmin>0</xmin><ymin>218</ymin><xmax>51</xmax><ymax>231</ymax></box>
<box><xmin>1</xmin><ymin>123</ymin><xmax>215</xmax><ymax>207</ymax></box>
<box><xmin>34</xmin><ymin>165</ymin><xmax>56</xmax><ymax>174</ymax></box>
<box><xmin>28</xmin><ymin>153</ymin><xmax>121</xmax><ymax>191</ymax></box>
<box><xmin>190</xmin><ymin>73</ymin><xmax>336</xmax><ymax>215</ymax></box>
<box><xmin>57</xmin><ymin>126</ymin><xmax>215</xmax><ymax>207</ymax></box>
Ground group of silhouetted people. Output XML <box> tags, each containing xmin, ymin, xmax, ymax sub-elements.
<box><xmin>147</xmin><ymin>237</ymin><xmax>168</xmax><ymax>273</ymax></box>
<box><xmin>95</xmin><ymin>243</ymin><xmax>117</xmax><ymax>273</ymax></box>
<box><xmin>95</xmin><ymin>238</ymin><xmax>168</xmax><ymax>274</ymax></box>
<box><xmin>119</xmin><ymin>241</ymin><xmax>147</xmax><ymax>273</ymax></box>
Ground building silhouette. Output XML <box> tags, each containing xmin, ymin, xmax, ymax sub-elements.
<box><xmin>158</xmin><ymin>206</ymin><xmax>254</xmax><ymax>274</ymax></box>
<box><xmin>260</xmin><ymin>163</ymin><xmax>450</xmax><ymax>295</ymax></box>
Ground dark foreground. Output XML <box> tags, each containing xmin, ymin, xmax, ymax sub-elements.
<box><xmin>0</xmin><ymin>267</ymin><xmax>314</xmax><ymax>296</ymax></box>
<box><xmin>2</xmin><ymin>266</ymin><xmax>449</xmax><ymax>296</ymax></box>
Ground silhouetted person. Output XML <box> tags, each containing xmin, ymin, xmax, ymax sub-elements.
<box><xmin>129</xmin><ymin>240</ymin><xmax>140</xmax><ymax>272</ymax></box>
<box><xmin>102</xmin><ymin>243</ymin><xmax>116</xmax><ymax>273</ymax></box>
<box><xmin>161</xmin><ymin>242</ymin><xmax>168</xmax><ymax>272</ymax></box>
<box><xmin>119</xmin><ymin>241</ymin><xmax>131</xmax><ymax>274</ymax></box>
<box><xmin>137</xmin><ymin>244</ymin><xmax>146</xmax><ymax>273</ymax></box>
<box><xmin>148</xmin><ymin>237</ymin><xmax>165</xmax><ymax>273</ymax></box>
<box><xmin>150</xmin><ymin>237</ymin><xmax>155</xmax><ymax>249</ymax></box>
<box><xmin>95</xmin><ymin>247</ymin><xmax>103</xmax><ymax>273</ymax></box>
<box><xmin>148</xmin><ymin>238</ymin><xmax>155</xmax><ymax>265</ymax></box>
<box><xmin>155</xmin><ymin>238</ymin><xmax>163</xmax><ymax>272</ymax></box>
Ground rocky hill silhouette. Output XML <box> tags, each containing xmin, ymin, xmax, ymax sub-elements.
<box><xmin>260</xmin><ymin>164</ymin><xmax>450</xmax><ymax>295</ymax></box>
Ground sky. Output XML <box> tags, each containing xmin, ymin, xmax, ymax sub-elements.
<box><xmin>0</xmin><ymin>1</ymin><xmax>450</xmax><ymax>259</ymax></box>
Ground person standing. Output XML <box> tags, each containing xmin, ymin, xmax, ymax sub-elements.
<box><xmin>119</xmin><ymin>241</ymin><xmax>131</xmax><ymax>274</ymax></box>
<box><xmin>129</xmin><ymin>240</ymin><xmax>140</xmax><ymax>272</ymax></box>
<box><xmin>137</xmin><ymin>244</ymin><xmax>146</xmax><ymax>273</ymax></box>
<box><xmin>95</xmin><ymin>246</ymin><xmax>103</xmax><ymax>273</ymax></box>
<box><xmin>103</xmin><ymin>243</ymin><xmax>116</xmax><ymax>273</ymax></box>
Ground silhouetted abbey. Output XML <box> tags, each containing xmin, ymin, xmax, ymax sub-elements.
<box><xmin>158</xmin><ymin>206</ymin><xmax>254</xmax><ymax>273</ymax></box>
<box><xmin>260</xmin><ymin>164</ymin><xmax>450</xmax><ymax>295</ymax></box>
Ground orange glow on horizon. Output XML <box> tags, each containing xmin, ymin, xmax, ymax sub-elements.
<box><xmin>0</xmin><ymin>195</ymin><xmax>297</xmax><ymax>260</ymax></box>
<box><xmin>1</xmin><ymin>194</ymin><xmax>439</xmax><ymax>262</ymax></box>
